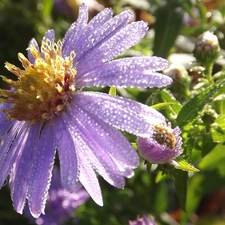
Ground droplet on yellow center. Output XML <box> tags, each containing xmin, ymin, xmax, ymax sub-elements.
<box><xmin>0</xmin><ymin>39</ymin><xmax>77</xmax><ymax>124</ymax></box>
<box><xmin>153</xmin><ymin>125</ymin><xmax>176</xmax><ymax>149</ymax></box>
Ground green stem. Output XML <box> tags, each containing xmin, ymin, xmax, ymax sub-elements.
<box><xmin>205</xmin><ymin>63</ymin><xmax>214</xmax><ymax>84</ymax></box>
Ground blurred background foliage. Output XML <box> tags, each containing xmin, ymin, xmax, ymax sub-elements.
<box><xmin>1</xmin><ymin>0</ymin><xmax>225</xmax><ymax>225</ymax></box>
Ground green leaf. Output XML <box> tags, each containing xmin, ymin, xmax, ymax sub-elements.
<box><xmin>151</xmin><ymin>102</ymin><xmax>175</xmax><ymax>111</ymax></box>
<box><xmin>198</xmin><ymin>143</ymin><xmax>225</xmax><ymax>170</ymax></box>
<box><xmin>159</xmin><ymin>89</ymin><xmax>182</xmax><ymax>120</ymax></box>
<box><xmin>174</xmin><ymin>156</ymin><xmax>199</xmax><ymax>172</ymax></box>
<box><xmin>177</xmin><ymin>83</ymin><xmax>220</xmax><ymax>127</ymax></box>
<box><xmin>108</xmin><ymin>87</ymin><xmax>117</xmax><ymax>95</ymax></box>
<box><xmin>153</xmin><ymin>1</ymin><xmax>184</xmax><ymax>58</ymax></box>
<box><xmin>212</xmin><ymin>115</ymin><xmax>225</xmax><ymax>142</ymax></box>
<box><xmin>173</xmin><ymin>170</ymin><xmax>188</xmax><ymax>212</ymax></box>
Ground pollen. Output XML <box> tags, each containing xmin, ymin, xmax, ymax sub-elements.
<box><xmin>153</xmin><ymin>125</ymin><xmax>177</xmax><ymax>149</ymax></box>
<box><xmin>0</xmin><ymin>39</ymin><xmax>77</xmax><ymax>124</ymax></box>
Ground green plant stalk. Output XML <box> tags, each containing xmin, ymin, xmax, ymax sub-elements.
<box><xmin>205</xmin><ymin>62</ymin><xmax>214</xmax><ymax>84</ymax></box>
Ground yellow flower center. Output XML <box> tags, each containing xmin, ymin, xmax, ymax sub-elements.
<box><xmin>0</xmin><ymin>39</ymin><xmax>76</xmax><ymax>124</ymax></box>
<box><xmin>153</xmin><ymin>125</ymin><xmax>176</xmax><ymax>149</ymax></box>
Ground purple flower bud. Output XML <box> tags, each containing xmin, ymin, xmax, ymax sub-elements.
<box><xmin>137</xmin><ymin>123</ymin><xmax>183</xmax><ymax>166</ymax></box>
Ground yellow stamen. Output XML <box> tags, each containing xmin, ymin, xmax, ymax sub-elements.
<box><xmin>0</xmin><ymin>39</ymin><xmax>77</xmax><ymax>124</ymax></box>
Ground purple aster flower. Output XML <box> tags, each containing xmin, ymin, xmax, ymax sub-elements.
<box><xmin>23</xmin><ymin>168</ymin><xmax>89</xmax><ymax>225</ymax></box>
<box><xmin>129</xmin><ymin>215</ymin><xmax>157</xmax><ymax>225</ymax></box>
<box><xmin>0</xmin><ymin>4</ymin><xmax>172</xmax><ymax>218</ymax></box>
<box><xmin>137</xmin><ymin>123</ymin><xmax>182</xmax><ymax>166</ymax></box>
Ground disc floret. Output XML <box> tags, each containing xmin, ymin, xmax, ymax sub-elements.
<box><xmin>0</xmin><ymin>39</ymin><xmax>76</xmax><ymax>123</ymax></box>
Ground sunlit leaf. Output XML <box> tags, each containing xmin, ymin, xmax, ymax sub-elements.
<box><xmin>175</xmin><ymin>156</ymin><xmax>199</xmax><ymax>172</ymax></box>
<box><xmin>151</xmin><ymin>102</ymin><xmax>175</xmax><ymax>111</ymax></box>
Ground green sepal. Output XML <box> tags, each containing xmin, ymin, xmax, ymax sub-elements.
<box><xmin>174</xmin><ymin>156</ymin><xmax>199</xmax><ymax>172</ymax></box>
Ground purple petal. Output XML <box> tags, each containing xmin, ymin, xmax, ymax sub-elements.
<box><xmin>88</xmin><ymin>7</ymin><xmax>113</xmax><ymax>26</ymax></box>
<box><xmin>73</xmin><ymin>10</ymin><xmax>132</xmax><ymax>72</ymax></box>
<box><xmin>10</xmin><ymin>123</ymin><xmax>41</xmax><ymax>214</ymax></box>
<box><xmin>27</xmin><ymin>121</ymin><xmax>56</xmax><ymax>218</ymax></box>
<box><xmin>69</xmin><ymin>101</ymin><xmax>139</xmax><ymax>168</ymax></box>
<box><xmin>76</xmin><ymin>57</ymin><xmax>171</xmax><ymax>88</ymax></box>
<box><xmin>62</xmin><ymin>4</ymin><xmax>89</xmax><ymax>57</ymax></box>
<box><xmin>27</xmin><ymin>38</ymin><xmax>40</xmax><ymax>63</ymax></box>
<box><xmin>0</xmin><ymin>121</ymin><xmax>24</xmax><ymax>171</ymax></box>
<box><xmin>76</xmin><ymin>20</ymin><xmax>148</xmax><ymax>74</ymax></box>
<box><xmin>73</xmin><ymin>92</ymin><xmax>166</xmax><ymax>137</ymax></box>
<box><xmin>78</xmin><ymin>150</ymin><xmax>103</xmax><ymax>206</ymax></box>
<box><xmin>0</xmin><ymin>121</ymin><xmax>27</xmax><ymax>188</ymax></box>
<box><xmin>64</xmin><ymin>105</ymin><xmax>130</xmax><ymax>188</ymax></box>
<box><xmin>69</xmin><ymin>7</ymin><xmax>113</xmax><ymax>59</ymax></box>
<box><xmin>137</xmin><ymin>137</ymin><xmax>182</xmax><ymax>164</ymax></box>
<box><xmin>0</xmin><ymin>103</ymin><xmax>14</xmax><ymax>137</ymax></box>
<box><xmin>42</xmin><ymin>29</ymin><xmax>55</xmax><ymax>43</ymax></box>
<box><xmin>54</xmin><ymin>117</ymin><xmax>78</xmax><ymax>191</ymax></box>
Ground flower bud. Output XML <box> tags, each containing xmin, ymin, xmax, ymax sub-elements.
<box><xmin>137</xmin><ymin>123</ymin><xmax>182</xmax><ymax>166</ymax></box>
<box><xmin>193</xmin><ymin>31</ymin><xmax>220</xmax><ymax>66</ymax></box>
<box><xmin>163</xmin><ymin>63</ymin><xmax>191</xmax><ymax>99</ymax></box>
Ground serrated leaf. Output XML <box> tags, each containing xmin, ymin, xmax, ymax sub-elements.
<box><xmin>177</xmin><ymin>83</ymin><xmax>221</xmax><ymax>127</ymax></box>
<box><xmin>175</xmin><ymin>156</ymin><xmax>199</xmax><ymax>172</ymax></box>
<box><xmin>109</xmin><ymin>87</ymin><xmax>117</xmax><ymax>95</ymax></box>
<box><xmin>173</xmin><ymin>170</ymin><xmax>188</xmax><ymax>212</ymax></box>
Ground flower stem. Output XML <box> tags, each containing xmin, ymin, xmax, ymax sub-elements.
<box><xmin>205</xmin><ymin>63</ymin><xmax>214</xmax><ymax>84</ymax></box>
